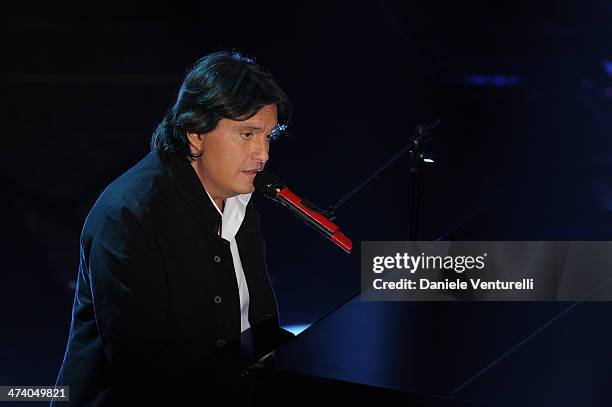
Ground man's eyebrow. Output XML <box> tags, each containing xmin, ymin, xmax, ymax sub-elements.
<box><xmin>236</xmin><ymin>124</ymin><xmax>265</xmax><ymax>131</ymax></box>
<box><xmin>236</xmin><ymin>123</ymin><xmax>280</xmax><ymax>134</ymax></box>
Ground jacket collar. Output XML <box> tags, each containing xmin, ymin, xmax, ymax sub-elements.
<box><xmin>161</xmin><ymin>151</ymin><xmax>223</xmax><ymax>236</ymax></box>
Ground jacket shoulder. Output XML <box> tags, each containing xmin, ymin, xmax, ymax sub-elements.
<box><xmin>82</xmin><ymin>152</ymin><xmax>172</xmax><ymax>239</ymax></box>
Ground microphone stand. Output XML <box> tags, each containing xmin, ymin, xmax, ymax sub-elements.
<box><xmin>321</xmin><ymin>119</ymin><xmax>441</xmax><ymax>241</ymax></box>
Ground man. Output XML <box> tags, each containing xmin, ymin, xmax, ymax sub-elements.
<box><xmin>54</xmin><ymin>51</ymin><xmax>293</xmax><ymax>405</ymax></box>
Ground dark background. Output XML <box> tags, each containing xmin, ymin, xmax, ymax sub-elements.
<box><xmin>1</xmin><ymin>0</ymin><xmax>611</xmax><ymax>395</ymax></box>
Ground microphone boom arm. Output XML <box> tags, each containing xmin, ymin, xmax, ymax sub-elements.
<box><xmin>323</xmin><ymin>119</ymin><xmax>441</xmax><ymax>220</ymax></box>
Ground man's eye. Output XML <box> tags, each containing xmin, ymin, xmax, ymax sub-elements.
<box><xmin>241</xmin><ymin>132</ymin><xmax>253</xmax><ymax>140</ymax></box>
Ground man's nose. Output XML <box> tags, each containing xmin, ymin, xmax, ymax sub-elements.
<box><xmin>251</xmin><ymin>134</ymin><xmax>270</xmax><ymax>164</ymax></box>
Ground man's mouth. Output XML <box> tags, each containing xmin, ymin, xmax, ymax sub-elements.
<box><xmin>242</xmin><ymin>169</ymin><xmax>261</xmax><ymax>175</ymax></box>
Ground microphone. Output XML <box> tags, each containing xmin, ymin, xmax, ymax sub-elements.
<box><xmin>253</xmin><ymin>171</ymin><xmax>353</xmax><ymax>253</ymax></box>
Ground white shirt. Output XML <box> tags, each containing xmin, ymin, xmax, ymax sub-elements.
<box><xmin>204</xmin><ymin>189</ymin><xmax>252</xmax><ymax>333</ymax></box>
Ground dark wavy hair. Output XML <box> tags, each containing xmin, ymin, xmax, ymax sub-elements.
<box><xmin>150</xmin><ymin>50</ymin><xmax>292</xmax><ymax>161</ymax></box>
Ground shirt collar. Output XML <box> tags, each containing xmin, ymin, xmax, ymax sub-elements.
<box><xmin>203</xmin><ymin>187</ymin><xmax>252</xmax><ymax>241</ymax></box>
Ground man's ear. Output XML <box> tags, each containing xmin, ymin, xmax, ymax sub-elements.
<box><xmin>187</xmin><ymin>132</ymin><xmax>203</xmax><ymax>155</ymax></box>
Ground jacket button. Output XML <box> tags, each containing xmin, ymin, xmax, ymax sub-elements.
<box><xmin>213</xmin><ymin>296</ymin><xmax>222</xmax><ymax>304</ymax></box>
<box><xmin>216</xmin><ymin>339</ymin><xmax>226</xmax><ymax>348</ymax></box>
<box><xmin>213</xmin><ymin>255</ymin><xmax>221</xmax><ymax>263</ymax></box>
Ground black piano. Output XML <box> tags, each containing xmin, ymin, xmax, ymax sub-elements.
<box><xmin>243</xmin><ymin>296</ymin><xmax>612</xmax><ymax>406</ymax></box>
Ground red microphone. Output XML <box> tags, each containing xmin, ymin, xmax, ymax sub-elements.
<box><xmin>253</xmin><ymin>171</ymin><xmax>353</xmax><ymax>253</ymax></box>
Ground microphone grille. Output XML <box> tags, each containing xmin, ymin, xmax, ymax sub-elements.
<box><xmin>253</xmin><ymin>170</ymin><xmax>285</xmax><ymax>199</ymax></box>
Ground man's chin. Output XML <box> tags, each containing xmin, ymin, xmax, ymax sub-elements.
<box><xmin>234</xmin><ymin>184</ymin><xmax>255</xmax><ymax>196</ymax></box>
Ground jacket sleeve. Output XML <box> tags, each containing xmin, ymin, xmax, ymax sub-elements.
<box><xmin>84</xmin><ymin>204</ymin><xmax>172</xmax><ymax>383</ymax></box>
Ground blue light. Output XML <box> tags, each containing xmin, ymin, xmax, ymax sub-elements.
<box><xmin>466</xmin><ymin>74</ymin><xmax>486</xmax><ymax>86</ymax></box>
<box><xmin>464</xmin><ymin>74</ymin><xmax>521</xmax><ymax>87</ymax></box>
<box><xmin>603</xmin><ymin>60</ymin><xmax>612</xmax><ymax>76</ymax></box>
<box><xmin>282</xmin><ymin>323</ymin><xmax>312</xmax><ymax>335</ymax></box>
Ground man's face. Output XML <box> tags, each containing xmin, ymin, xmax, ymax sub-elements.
<box><xmin>188</xmin><ymin>104</ymin><xmax>277</xmax><ymax>201</ymax></box>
